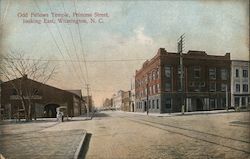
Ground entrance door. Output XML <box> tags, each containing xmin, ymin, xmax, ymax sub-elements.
<box><xmin>44</xmin><ymin>104</ymin><xmax>60</xmax><ymax>118</ymax></box>
<box><xmin>196</xmin><ymin>98</ymin><xmax>203</xmax><ymax>111</ymax></box>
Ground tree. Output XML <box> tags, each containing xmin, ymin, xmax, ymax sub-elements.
<box><xmin>0</xmin><ymin>50</ymin><xmax>57</xmax><ymax>121</ymax></box>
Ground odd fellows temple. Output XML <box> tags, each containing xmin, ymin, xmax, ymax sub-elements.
<box><xmin>135</xmin><ymin>48</ymin><xmax>231</xmax><ymax>113</ymax></box>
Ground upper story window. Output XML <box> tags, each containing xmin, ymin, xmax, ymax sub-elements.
<box><xmin>157</xmin><ymin>84</ymin><xmax>160</xmax><ymax>92</ymax></box>
<box><xmin>236</xmin><ymin>84</ymin><xmax>240</xmax><ymax>92</ymax></box>
<box><xmin>221</xmin><ymin>83</ymin><xmax>227</xmax><ymax>92</ymax></box>
<box><xmin>221</xmin><ymin>69</ymin><xmax>228</xmax><ymax>80</ymax></box>
<box><xmin>243</xmin><ymin>69</ymin><xmax>248</xmax><ymax>78</ymax></box>
<box><xmin>156</xmin><ymin>69</ymin><xmax>159</xmax><ymax>79</ymax></box>
<box><xmin>194</xmin><ymin>67</ymin><xmax>200</xmax><ymax>78</ymax></box>
<box><xmin>235</xmin><ymin>69</ymin><xmax>239</xmax><ymax>78</ymax></box>
<box><xmin>165</xmin><ymin>66</ymin><xmax>171</xmax><ymax>78</ymax></box>
<box><xmin>152</xmin><ymin>71</ymin><xmax>156</xmax><ymax>80</ymax></box>
<box><xmin>209</xmin><ymin>82</ymin><xmax>216</xmax><ymax>92</ymax></box>
<box><xmin>165</xmin><ymin>82</ymin><xmax>171</xmax><ymax>92</ymax></box>
<box><xmin>243</xmin><ymin>84</ymin><xmax>248</xmax><ymax>92</ymax></box>
<box><xmin>209</xmin><ymin>68</ymin><xmax>216</xmax><ymax>79</ymax></box>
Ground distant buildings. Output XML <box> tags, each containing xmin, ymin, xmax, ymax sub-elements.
<box><xmin>1</xmin><ymin>76</ymin><xmax>85</xmax><ymax>119</ymax></box>
<box><xmin>135</xmin><ymin>48</ymin><xmax>232</xmax><ymax>113</ymax></box>
<box><xmin>103</xmin><ymin>98</ymin><xmax>113</xmax><ymax>109</ymax></box>
<box><xmin>121</xmin><ymin>91</ymin><xmax>131</xmax><ymax>112</ymax></box>
<box><xmin>231</xmin><ymin>60</ymin><xmax>250</xmax><ymax>108</ymax></box>
<box><xmin>112</xmin><ymin>90</ymin><xmax>124</xmax><ymax>110</ymax></box>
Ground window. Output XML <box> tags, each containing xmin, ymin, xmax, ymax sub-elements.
<box><xmin>152</xmin><ymin>71</ymin><xmax>156</xmax><ymax>80</ymax></box>
<box><xmin>209</xmin><ymin>98</ymin><xmax>215</xmax><ymax>109</ymax></box>
<box><xmin>148</xmin><ymin>100</ymin><xmax>151</xmax><ymax>109</ymax></box>
<box><xmin>157</xmin><ymin>84</ymin><xmax>160</xmax><ymax>92</ymax></box>
<box><xmin>236</xmin><ymin>84</ymin><xmax>240</xmax><ymax>92</ymax></box>
<box><xmin>149</xmin><ymin>86</ymin><xmax>152</xmax><ymax>95</ymax></box>
<box><xmin>165</xmin><ymin>66</ymin><xmax>171</xmax><ymax>78</ymax></box>
<box><xmin>221</xmin><ymin>69</ymin><xmax>228</xmax><ymax>80</ymax></box>
<box><xmin>209</xmin><ymin>68</ymin><xmax>216</xmax><ymax>79</ymax></box>
<box><xmin>243</xmin><ymin>84</ymin><xmax>248</xmax><ymax>92</ymax></box>
<box><xmin>242</xmin><ymin>97</ymin><xmax>246</xmax><ymax>106</ymax></box>
<box><xmin>243</xmin><ymin>70</ymin><xmax>248</xmax><ymax>78</ymax></box>
<box><xmin>194</xmin><ymin>67</ymin><xmax>200</xmax><ymax>78</ymax></box>
<box><xmin>166</xmin><ymin>98</ymin><xmax>171</xmax><ymax>109</ymax></box>
<box><xmin>152</xmin><ymin>100</ymin><xmax>155</xmax><ymax>109</ymax></box>
<box><xmin>156</xmin><ymin>99</ymin><xmax>159</xmax><ymax>109</ymax></box>
<box><xmin>152</xmin><ymin>100</ymin><xmax>155</xmax><ymax>108</ymax></box>
<box><xmin>155</xmin><ymin>85</ymin><xmax>158</xmax><ymax>93</ymax></box>
<box><xmin>235</xmin><ymin>69</ymin><xmax>239</xmax><ymax>78</ymax></box>
<box><xmin>234</xmin><ymin>97</ymin><xmax>240</xmax><ymax>107</ymax></box>
<box><xmin>165</xmin><ymin>82</ymin><xmax>171</xmax><ymax>91</ymax></box>
<box><xmin>194</xmin><ymin>82</ymin><xmax>200</xmax><ymax>92</ymax></box>
<box><xmin>200</xmin><ymin>82</ymin><xmax>205</xmax><ymax>87</ymax></box>
<box><xmin>209</xmin><ymin>82</ymin><xmax>216</xmax><ymax>92</ymax></box>
<box><xmin>152</xmin><ymin>85</ymin><xmax>155</xmax><ymax>94</ymax></box>
<box><xmin>156</xmin><ymin>69</ymin><xmax>159</xmax><ymax>79</ymax></box>
<box><xmin>189</xmin><ymin>82</ymin><xmax>195</xmax><ymax>87</ymax></box>
<box><xmin>221</xmin><ymin>84</ymin><xmax>227</xmax><ymax>92</ymax></box>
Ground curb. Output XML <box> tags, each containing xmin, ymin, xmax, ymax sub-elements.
<box><xmin>74</xmin><ymin>130</ymin><xmax>87</xmax><ymax>159</ymax></box>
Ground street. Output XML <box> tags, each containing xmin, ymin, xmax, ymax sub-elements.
<box><xmin>45</xmin><ymin>111</ymin><xmax>250</xmax><ymax>159</ymax></box>
<box><xmin>0</xmin><ymin>111</ymin><xmax>250</xmax><ymax>159</ymax></box>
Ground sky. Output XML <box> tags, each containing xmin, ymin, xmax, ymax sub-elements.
<box><xmin>0</xmin><ymin>0</ymin><xmax>249</xmax><ymax>106</ymax></box>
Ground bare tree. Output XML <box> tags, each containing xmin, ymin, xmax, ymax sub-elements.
<box><xmin>0</xmin><ymin>50</ymin><xmax>57</xmax><ymax>121</ymax></box>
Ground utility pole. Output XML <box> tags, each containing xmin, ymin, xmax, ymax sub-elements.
<box><xmin>146</xmin><ymin>83</ymin><xmax>149</xmax><ymax>115</ymax></box>
<box><xmin>178</xmin><ymin>34</ymin><xmax>185</xmax><ymax>114</ymax></box>
<box><xmin>86</xmin><ymin>84</ymin><xmax>90</xmax><ymax>118</ymax></box>
<box><xmin>226</xmin><ymin>84</ymin><xmax>228</xmax><ymax>111</ymax></box>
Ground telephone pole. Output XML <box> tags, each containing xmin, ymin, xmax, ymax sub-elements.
<box><xmin>86</xmin><ymin>84</ymin><xmax>90</xmax><ymax>118</ymax></box>
<box><xmin>178</xmin><ymin>34</ymin><xmax>185</xmax><ymax>114</ymax></box>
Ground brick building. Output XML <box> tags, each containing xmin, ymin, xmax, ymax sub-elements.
<box><xmin>1</xmin><ymin>76</ymin><xmax>84</xmax><ymax>119</ymax></box>
<box><xmin>135</xmin><ymin>48</ymin><xmax>231</xmax><ymax>113</ymax></box>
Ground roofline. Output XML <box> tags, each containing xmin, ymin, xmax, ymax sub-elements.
<box><xmin>1</xmin><ymin>76</ymin><xmax>82</xmax><ymax>98</ymax></box>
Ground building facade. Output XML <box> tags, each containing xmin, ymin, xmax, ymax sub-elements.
<box><xmin>231</xmin><ymin>60</ymin><xmax>250</xmax><ymax>109</ymax></box>
<box><xmin>121</xmin><ymin>91</ymin><xmax>131</xmax><ymax>112</ymax></box>
<box><xmin>1</xmin><ymin>76</ymin><xmax>83</xmax><ymax>119</ymax></box>
<box><xmin>112</xmin><ymin>90</ymin><xmax>124</xmax><ymax>110</ymax></box>
<box><xmin>135</xmin><ymin>48</ymin><xmax>231</xmax><ymax>113</ymax></box>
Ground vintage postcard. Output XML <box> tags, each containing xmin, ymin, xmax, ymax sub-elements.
<box><xmin>0</xmin><ymin>0</ymin><xmax>249</xmax><ymax>158</ymax></box>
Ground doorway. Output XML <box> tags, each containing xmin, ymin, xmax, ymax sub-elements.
<box><xmin>44</xmin><ymin>104</ymin><xmax>60</xmax><ymax>118</ymax></box>
<box><xmin>196</xmin><ymin>98</ymin><xmax>203</xmax><ymax>111</ymax></box>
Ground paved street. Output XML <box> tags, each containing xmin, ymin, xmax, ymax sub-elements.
<box><xmin>0</xmin><ymin>111</ymin><xmax>250</xmax><ymax>159</ymax></box>
<box><xmin>39</xmin><ymin>111</ymin><xmax>250</xmax><ymax>159</ymax></box>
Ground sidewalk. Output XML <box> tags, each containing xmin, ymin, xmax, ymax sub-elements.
<box><xmin>0</xmin><ymin>120</ymin><xmax>87</xmax><ymax>159</ymax></box>
<box><xmin>119</xmin><ymin>109</ymin><xmax>240</xmax><ymax>117</ymax></box>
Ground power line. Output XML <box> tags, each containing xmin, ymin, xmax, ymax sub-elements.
<box><xmin>32</xmin><ymin>0</ymin><xmax>85</xmax><ymax>87</ymax></box>
<box><xmin>61</xmin><ymin>0</ymin><xmax>87</xmax><ymax>85</ymax></box>
<box><xmin>46</xmin><ymin>0</ymin><xmax>87</xmax><ymax>86</ymax></box>
<box><xmin>1</xmin><ymin>57</ymin><xmax>148</xmax><ymax>63</ymax></box>
<box><xmin>73</xmin><ymin>0</ymin><xmax>89</xmax><ymax>84</ymax></box>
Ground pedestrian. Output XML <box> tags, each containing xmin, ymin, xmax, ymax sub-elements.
<box><xmin>61</xmin><ymin>111</ymin><xmax>64</xmax><ymax>122</ymax></box>
<box><xmin>57</xmin><ymin>111</ymin><xmax>61</xmax><ymax>122</ymax></box>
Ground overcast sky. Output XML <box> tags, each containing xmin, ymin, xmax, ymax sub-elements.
<box><xmin>0</xmin><ymin>0</ymin><xmax>249</xmax><ymax>106</ymax></box>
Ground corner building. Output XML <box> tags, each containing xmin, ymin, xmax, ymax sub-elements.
<box><xmin>135</xmin><ymin>48</ymin><xmax>231</xmax><ymax>113</ymax></box>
